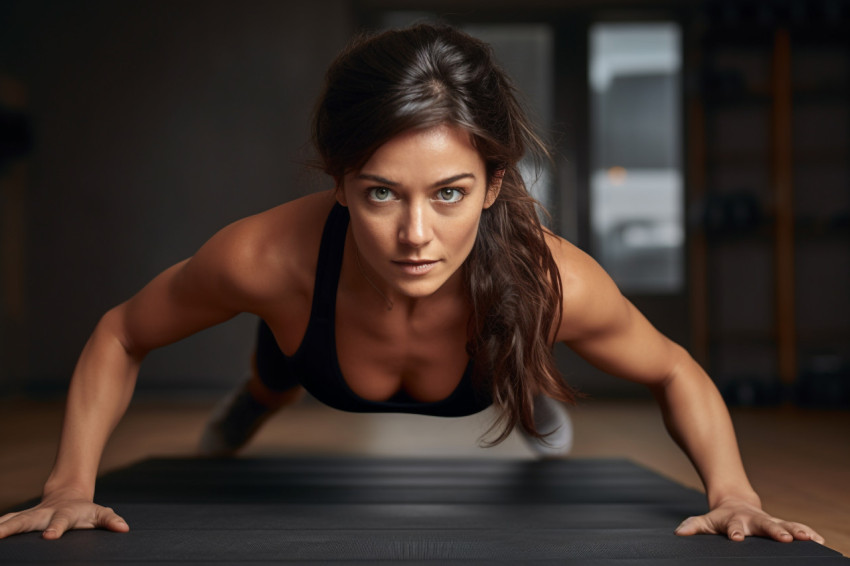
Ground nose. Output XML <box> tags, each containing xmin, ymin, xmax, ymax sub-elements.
<box><xmin>398</xmin><ymin>201</ymin><xmax>433</xmax><ymax>248</ymax></box>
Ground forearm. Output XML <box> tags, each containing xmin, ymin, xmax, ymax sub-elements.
<box><xmin>43</xmin><ymin>307</ymin><xmax>142</xmax><ymax>500</ymax></box>
<box><xmin>651</xmin><ymin>348</ymin><xmax>759</xmax><ymax>509</ymax></box>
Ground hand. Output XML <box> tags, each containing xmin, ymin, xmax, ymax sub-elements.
<box><xmin>0</xmin><ymin>489</ymin><xmax>129</xmax><ymax>540</ymax></box>
<box><xmin>675</xmin><ymin>497</ymin><xmax>825</xmax><ymax>544</ymax></box>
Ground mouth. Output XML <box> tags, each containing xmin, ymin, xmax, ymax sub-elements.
<box><xmin>392</xmin><ymin>259</ymin><xmax>440</xmax><ymax>275</ymax></box>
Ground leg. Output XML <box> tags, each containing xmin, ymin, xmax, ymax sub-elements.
<box><xmin>197</xmin><ymin>320</ymin><xmax>304</xmax><ymax>457</ymax></box>
<box><xmin>518</xmin><ymin>395</ymin><xmax>573</xmax><ymax>458</ymax></box>
<box><xmin>245</xmin><ymin>351</ymin><xmax>305</xmax><ymax>410</ymax></box>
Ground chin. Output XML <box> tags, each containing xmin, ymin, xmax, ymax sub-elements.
<box><xmin>398</xmin><ymin>275</ymin><xmax>459</xmax><ymax>300</ymax></box>
<box><xmin>397</xmin><ymin>283</ymin><xmax>442</xmax><ymax>300</ymax></box>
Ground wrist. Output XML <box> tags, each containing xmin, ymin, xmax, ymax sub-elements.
<box><xmin>43</xmin><ymin>472</ymin><xmax>95</xmax><ymax>502</ymax></box>
<box><xmin>707</xmin><ymin>487</ymin><xmax>761</xmax><ymax>510</ymax></box>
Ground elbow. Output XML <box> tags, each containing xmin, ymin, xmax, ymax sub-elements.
<box><xmin>649</xmin><ymin>341</ymin><xmax>695</xmax><ymax>396</ymax></box>
<box><xmin>97</xmin><ymin>305</ymin><xmax>148</xmax><ymax>363</ymax></box>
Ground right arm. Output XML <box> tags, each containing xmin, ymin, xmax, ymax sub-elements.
<box><xmin>0</xmin><ymin>215</ymin><xmax>274</xmax><ymax>540</ymax></box>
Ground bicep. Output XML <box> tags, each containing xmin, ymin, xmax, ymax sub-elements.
<box><xmin>109</xmin><ymin>196</ymin><xmax>327</xmax><ymax>358</ymax></box>
<box><xmin>114</xmin><ymin>257</ymin><xmax>242</xmax><ymax>357</ymax></box>
<box><xmin>561</xmin><ymin>297</ymin><xmax>682</xmax><ymax>386</ymax></box>
<box><xmin>551</xmin><ymin>237</ymin><xmax>681</xmax><ymax>386</ymax></box>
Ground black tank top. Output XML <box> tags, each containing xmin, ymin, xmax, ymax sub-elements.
<box><xmin>285</xmin><ymin>203</ymin><xmax>492</xmax><ymax>417</ymax></box>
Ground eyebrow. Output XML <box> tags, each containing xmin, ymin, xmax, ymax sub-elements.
<box><xmin>356</xmin><ymin>172</ymin><xmax>476</xmax><ymax>188</ymax></box>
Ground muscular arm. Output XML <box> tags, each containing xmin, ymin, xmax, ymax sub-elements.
<box><xmin>0</xmin><ymin>201</ymin><xmax>308</xmax><ymax>540</ymax></box>
<box><xmin>45</xmin><ymin>254</ymin><xmax>243</xmax><ymax>503</ymax></box>
<box><xmin>550</xmin><ymin>234</ymin><xmax>823</xmax><ymax>544</ymax></box>
<box><xmin>0</xmin><ymin>193</ymin><xmax>333</xmax><ymax>540</ymax></box>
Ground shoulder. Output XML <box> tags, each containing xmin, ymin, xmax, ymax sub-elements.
<box><xmin>543</xmin><ymin>231</ymin><xmax>631</xmax><ymax>344</ymax></box>
<box><xmin>181</xmin><ymin>190</ymin><xmax>338</xmax><ymax>312</ymax></box>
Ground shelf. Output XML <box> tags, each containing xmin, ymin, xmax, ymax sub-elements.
<box><xmin>692</xmin><ymin>15</ymin><xmax>850</xmax><ymax>389</ymax></box>
<box><xmin>791</xmin><ymin>148</ymin><xmax>850</xmax><ymax>164</ymax></box>
<box><xmin>793</xmin><ymin>88</ymin><xmax>850</xmax><ymax>105</ymax></box>
<box><xmin>702</xmin><ymin>89</ymin><xmax>772</xmax><ymax>108</ymax></box>
<box><xmin>794</xmin><ymin>216</ymin><xmax>850</xmax><ymax>240</ymax></box>
<box><xmin>707</xmin><ymin>149</ymin><xmax>770</xmax><ymax>165</ymax></box>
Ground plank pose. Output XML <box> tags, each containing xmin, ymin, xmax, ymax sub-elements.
<box><xmin>0</xmin><ymin>23</ymin><xmax>824</xmax><ymax>545</ymax></box>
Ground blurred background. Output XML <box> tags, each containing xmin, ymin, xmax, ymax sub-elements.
<box><xmin>1</xmin><ymin>0</ymin><xmax>848</xmax><ymax>408</ymax></box>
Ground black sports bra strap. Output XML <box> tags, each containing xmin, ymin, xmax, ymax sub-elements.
<box><xmin>310</xmin><ymin>203</ymin><xmax>349</xmax><ymax>321</ymax></box>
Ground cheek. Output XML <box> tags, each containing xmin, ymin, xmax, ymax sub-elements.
<box><xmin>350</xmin><ymin>216</ymin><xmax>394</xmax><ymax>257</ymax></box>
<box><xmin>444</xmin><ymin>215</ymin><xmax>482</xmax><ymax>258</ymax></box>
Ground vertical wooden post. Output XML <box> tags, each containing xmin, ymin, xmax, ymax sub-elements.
<box><xmin>772</xmin><ymin>28</ymin><xmax>796</xmax><ymax>385</ymax></box>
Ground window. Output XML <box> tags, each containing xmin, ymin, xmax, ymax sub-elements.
<box><xmin>589</xmin><ymin>22</ymin><xmax>683</xmax><ymax>293</ymax></box>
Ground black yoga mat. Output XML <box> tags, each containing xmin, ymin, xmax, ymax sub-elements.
<box><xmin>2</xmin><ymin>457</ymin><xmax>846</xmax><ymax>564</ymax></box>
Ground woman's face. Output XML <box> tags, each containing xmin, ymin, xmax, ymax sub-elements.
<box><xmin>338</xmin><ymin>124</ymin><xmax>499</xmax><ymax>302</ymax></box>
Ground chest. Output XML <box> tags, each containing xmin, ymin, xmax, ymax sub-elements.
<box><xmin>334</xmin><ymin>293</ymin><xmax>471</xmax><ymax>403</ymax></box>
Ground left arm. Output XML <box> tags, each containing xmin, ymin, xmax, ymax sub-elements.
<box><xmin>549</xmin><ymin>234</ymin><xmax>823</xmax><ymax>544</ymax></box>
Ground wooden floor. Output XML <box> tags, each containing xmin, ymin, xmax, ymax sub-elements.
<box><xmin>1</xmin><ymin>395</ymin><xmax>848</xmax><ymax>556</ymax></box>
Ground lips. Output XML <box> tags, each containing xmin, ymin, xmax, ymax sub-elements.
<box><xmin>392</xmin><ymin>259</ymin><xmax>439</xmax><ymax>275</ymax></box>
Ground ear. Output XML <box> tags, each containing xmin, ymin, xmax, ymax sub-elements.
<box><xmin>483</xmin><ymin>169</ymin><xmax>504</xmax><ymax>209</ymax></box>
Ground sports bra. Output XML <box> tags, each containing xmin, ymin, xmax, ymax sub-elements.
<box><xmin>282</xmin><ymin>203</ymin><xmax>492</xmax><ymax>417</ymax></box>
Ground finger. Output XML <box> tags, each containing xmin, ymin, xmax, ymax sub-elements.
<box><xmin>0</xmin><ymin>514</ymin><xmax>25</xmax><ymax>539</ymax></box>
<box><xmin>780</xmin><ymin>521</ymin><xmax>825</xmax><ymax>544</ymax></box>
<box><xmin>744</xmin><ymin>516</ymin><xmax>794</xmax><ymax>543</ymax></box>
<box><xmin>0</xmin><ymin>512</ymin><xmax>20</xmax><ymax>538</ymax></box>
<box><xmin>726</xmin><ymin>518</ymin><xmax>746</xmax><ymax>542</ymax></box>
<box><xmin>766</xmin><ymin>524</ymin><xmax>794</xmax><ymax>543</ymax></box>
<box><xmin>675</xmin><ymin>516</ymin><xmax>715</xmax><ymax>537</ymax></box>
<box><xmin>0</xmin><ymin>512</ymin><xmax>48</xmax><ymax>539</ymax></box>
<box><xmin>42</xmin><ymin>513</ymin><xmax>72</xmax><ymax>540</ymax></box>
<box><xmin>96</xmin><ymin>507</ymin><xmax>129</xmax><ymax>533</ymax></box>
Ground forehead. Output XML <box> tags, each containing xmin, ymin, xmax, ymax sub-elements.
<box><xmin>359</xmin><ymin>125</ymin><xmax>485</xmax><ymax>177</ymax></box>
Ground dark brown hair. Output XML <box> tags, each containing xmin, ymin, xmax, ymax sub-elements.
<box><xmin>312</xmin><ymin>23</ymin><xmax>578</xmax><ymax>444</ymax></box>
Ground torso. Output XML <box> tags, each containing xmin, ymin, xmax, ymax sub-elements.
<box><xmin>252</xmin><ymin>191</ymin><xmax>472</xmax><ymax>404</ymax></box>
<box><xmin>226</xmin><ymin>189</ymin><xmax>672</xmax><ymax>409</ymax></box>
<box><xmin>335</xmin><ymin>262</ymin><xmax>471</xmax><ymax>402</ymax></box>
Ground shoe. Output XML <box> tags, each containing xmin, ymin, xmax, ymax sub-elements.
<box><xmin>197</xmin><ymin>378</ymin><xmax>276</xmax><ymax>457</ymax></box>
<box><xmin>519</xmin><ymin>395</ymin><xmax>573</xmax><ymax>458</ymax></box>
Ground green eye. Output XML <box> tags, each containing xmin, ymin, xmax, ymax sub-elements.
<box><xmin>437</xmin><ymin>188</ymin><xmax>463</xmax><ymax>203</ymax></box>
<box><xmin>369</xmin><ymin>187</ymin><xmax>392</xmax><ymax>201</ymax></box>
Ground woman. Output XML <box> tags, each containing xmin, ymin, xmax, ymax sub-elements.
<box><xmin>0</xmin><ymin>23</ymin><xmax>824</xmax><ymax>545</ymax></box>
